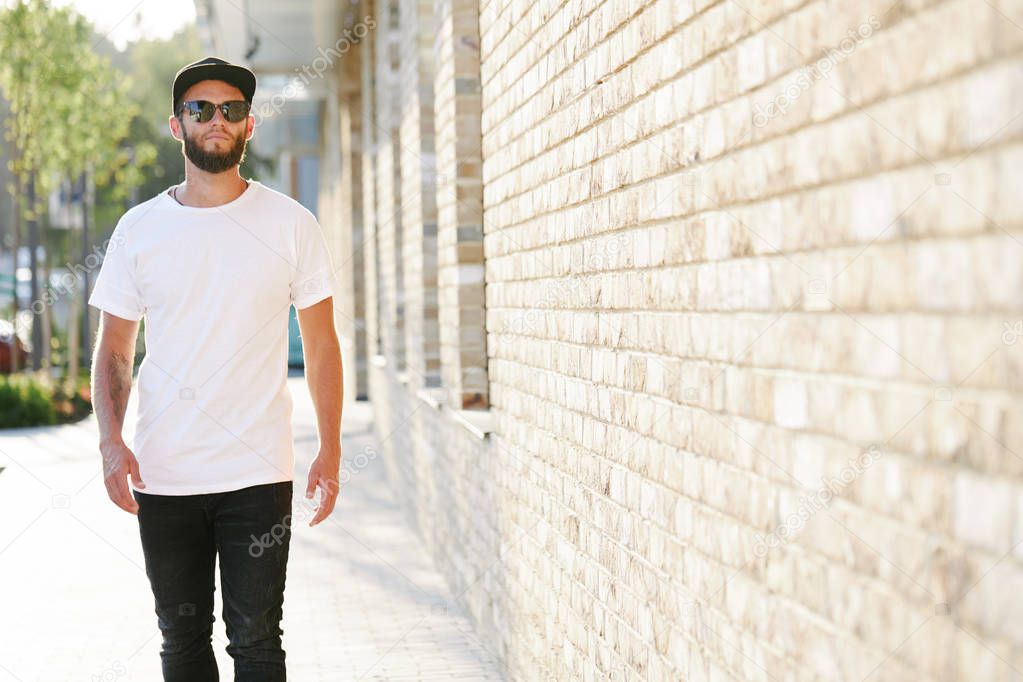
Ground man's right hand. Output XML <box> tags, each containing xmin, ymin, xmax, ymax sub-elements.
<box><xmin>101</xmin><ymin>439</ymin><xmax>146</xmax><ymax>514</ymax></box>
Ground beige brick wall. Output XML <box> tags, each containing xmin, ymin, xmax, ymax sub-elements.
<box><xmin>356</xmin><ymin>0</ymin><xmax>1023</xmax><ymax>679</ymax></box>
<box><xmin>361</xmin><ymin>3</ymin><xmax>381</xmax><ymax>367</ymax></box>
<box><xmin>375</xmin><ymin>0</ymin><xmax>407</xmax><ymax>370</ymax></box>
<box><xmin>434</xmin><ymin>0</ymin><xmax>490</xmax><ymax>408</ymax></box>
<box><xmin>320</xmin><ymin>49</ymin><xmax>369</xmax><ymax>400</ymax></box>
<box><xmin>399</xmin><ymin>0</ymin><xmax>443</xmax><ymax>389</ymax></box>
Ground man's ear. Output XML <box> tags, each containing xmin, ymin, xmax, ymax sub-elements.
<box><xmin>168</xmin><ymin>114</ymin><xmax>182</xmax><ymax>141</ymax></box>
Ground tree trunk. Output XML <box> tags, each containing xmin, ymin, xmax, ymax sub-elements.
<box><xmin>9</xmin><ymin>173</ymin><xmax>22</xmax><ymax>374</ymax></box>
<box><xmin>27</xmin><ymin>171</ymin><xmax>41</xmax><ymax>371</ymax></box>
<box><xmin>80</xmin><ymin>168</ymin><xmax>93</xmax><ymax>375</ymax></box>
<box><xmin>67</xmin><ymin>280</ymin><xmax>79</xmax><ymax>390</ymax></box>
<box><xmin>40</xmin><ymin>194</ymin><xmax>55</xmax><ymax>374</ymax></box>
<box><xmin>41</xmin><ymin>263</ymin><xmax>52</xmax><ymax>373</ymax></box>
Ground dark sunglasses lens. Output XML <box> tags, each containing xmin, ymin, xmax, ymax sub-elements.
<box><xmin>194</xmin><ymin>101</ymin><xmax>216</xmax><ymax>123</ymax></box>
<box><xmin>225</xmin><ymin>101</ymin><xmax>249</xmax><ymax>122</ymax></box>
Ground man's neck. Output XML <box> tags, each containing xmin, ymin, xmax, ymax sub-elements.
<box><xmin>173</xmin><ymin>168</ymin><xmax>250</xmax><ymax>208</ymax></box>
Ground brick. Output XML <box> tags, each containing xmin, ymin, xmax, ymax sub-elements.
<box><xmin>340</xmin><ymin>0</ymin><xmax>1023</xmax><ymax>679</ymax></box>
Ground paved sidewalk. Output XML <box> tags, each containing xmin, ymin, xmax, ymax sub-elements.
<box><xmin>0</xmin><ymin>373</ymin><xmax>504</xmax><ymax>681</ymax></box>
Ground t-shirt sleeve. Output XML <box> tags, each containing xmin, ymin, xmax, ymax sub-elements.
<box><xmin>88</xmin><ymin>219</ymin><xmax>145</xmax><ymax>321</ymax></box>
<box><xmin>290</xmin><ymin>209</ymin><xmax>337</xmax><ymax>309</ymax></box>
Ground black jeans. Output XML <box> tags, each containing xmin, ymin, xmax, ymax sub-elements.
<box><xmin>133</xmin><ymin>481</ymin><xmax>293</xmax><ymax>682</ymax></box>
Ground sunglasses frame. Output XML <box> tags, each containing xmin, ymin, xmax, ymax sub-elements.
<box><xmin>178</xmin><ymin>99</ymin><xmax>251</xmax><ymax>124</ymax></box>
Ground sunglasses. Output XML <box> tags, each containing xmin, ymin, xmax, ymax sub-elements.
<box><xmin>178</xmin><ymin>99</ymin><xmax>251</xmax><ymax>123</ymax></box>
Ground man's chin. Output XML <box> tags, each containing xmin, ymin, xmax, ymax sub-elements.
<box><xmin>183</xmin><ymin>135</ymin><xmax>246</xmax><ymax>173</ymax></box>
<box><xmin>186</xmin><ymin>156</ymin><xmax>241</xmax><ymax>173</ymax></box>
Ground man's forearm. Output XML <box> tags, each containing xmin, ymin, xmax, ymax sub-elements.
<box><xmin>306</xmin><ymin>337</ymin><xmax>343</xmax><ymax>460</ymax></box>
<box><xmin>92</xmin><ymin>345</ymin><xmax>134</xmax><ymax>446</ymax></box>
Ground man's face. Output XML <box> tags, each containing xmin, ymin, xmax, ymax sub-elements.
<box><xmin>171</xmin><ymin>80</ymin><xmax>253</xmax><ymax>174</ymax></box>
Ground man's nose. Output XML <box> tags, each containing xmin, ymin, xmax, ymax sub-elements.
<box><xmin>207</xmin><ymin>105</ymin><xmax>229</xmax><ymax>124</ymax></box>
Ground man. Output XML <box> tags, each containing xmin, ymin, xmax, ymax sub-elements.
<box><xmin>88</xmin><ymin>56</ymin><xmax>343</xmax><ymax>681</ymax></box>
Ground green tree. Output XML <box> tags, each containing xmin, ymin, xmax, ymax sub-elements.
<box><xmin>0</xmin><ymin>0</ymin><xmax>149</xmax><ymax>373</ymax></box>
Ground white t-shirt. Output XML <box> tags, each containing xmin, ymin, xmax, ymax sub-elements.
<box><xmin>88</xmin><ymin>179</ymin><xmax>337</xmax><ymax>495</ymax></box>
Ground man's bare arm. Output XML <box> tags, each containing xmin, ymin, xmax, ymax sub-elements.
<box><xmin>93</xmin><ymin>313</ymin><xmax>137</xmax><ymax>440</ymax></box>
<box><xmin>91</xmin><ymin>311</ymin><xmax>146</xmax><ymax>513</ymax></box>
<box><xmin>295</xmin><ymin>296</ymin><xmax>343</xmax><ymax>526</ymax></box>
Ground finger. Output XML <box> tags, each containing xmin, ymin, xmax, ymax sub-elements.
<box><xmin>116</xmin><ymin>480</ymin><xmax>139</xmax><ymax>514</ymax></box>
<box><xmin>128</xmin><ymin>455</ymin><xmax>145</xmax><ymax>489</ymax></box>
<box><xmin>123</xmin><ymin>477</ymin><xmax>139</xmax><ymax>513</ymax></box>
<box><xmin>315</xmin><ymin>476</ymin><xmax>338</xmax><ymax>503</ymax></box>
<box><xmin>309</xmin><ymin>491</ymin><xmax>326</xmax><ymax>526</ymax></box>
<box><xmin>305</xmin><ymin>471</ymin><xmax>318</xmax><ymax>500</ymax></box>
<box><xmin>320</xmin><ymin>476</ymin><xmax>339</xmax><ymax>501</ymax></box>
<box><xmin>309</xmin><ymin>488</ymin><xmax>329</xmax><ymax>526</ymax></box>
<box><xmin>308</xmin><ymin>473</ymin><xmax>339</xmax><ymax>512</ymax></box>
<box><xmin>320</xmin><ymin>494</ymin><xmax>337</xmax><ymax>518</ymax></box>
<box><xmin>309</xmin><ymin>480</ymin><xmax>338</xmax><ymax>526</ymax></box>
<box><xmin>310</xmin><ymin>501</ymin><xmax>332</xmax><ymax>526</ymax></box>
<box><xmin>104</xmin><ymin>474</ymin><xmax>135</xmax><ymax>514</ymax></box>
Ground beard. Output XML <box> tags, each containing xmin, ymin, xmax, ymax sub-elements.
<box><xmin>182</xmin><ymin>124</ymin><xmax>248</xmax><ymax>173</ymax></box>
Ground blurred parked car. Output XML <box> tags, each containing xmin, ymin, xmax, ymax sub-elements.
<box><xmin>0</xmin><ymin>319</ymin><xmax>29</xmax><ymax>374</ymax></box>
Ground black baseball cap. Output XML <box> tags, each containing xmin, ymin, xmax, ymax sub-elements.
<box><xmin>172</xmin><ymin>56</ymin><xmax>257</xmax><ymax>114</ymax></box>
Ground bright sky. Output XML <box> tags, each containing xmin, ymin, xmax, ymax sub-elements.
<box><xmin>52</xmin><ymin>0</ymin><xmax>196</xmax><ymax>50</ymax></box>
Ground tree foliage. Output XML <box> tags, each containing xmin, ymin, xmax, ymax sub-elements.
<box><xmin>0</xmin><ymin>0</ymin><xmax>150</xmax><ymax>219</ymax></box>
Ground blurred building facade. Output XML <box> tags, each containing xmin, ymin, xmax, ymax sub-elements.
<box><xmin>201</xmin><ymin>0</ymin><xmax>1023</xmax><ymax>679</ymax></box>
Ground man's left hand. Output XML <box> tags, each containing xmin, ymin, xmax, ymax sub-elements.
<box><xmin>305</xmin><ymin>450</ymin><xmax>341</xmax><ymax>526</ymax></box>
